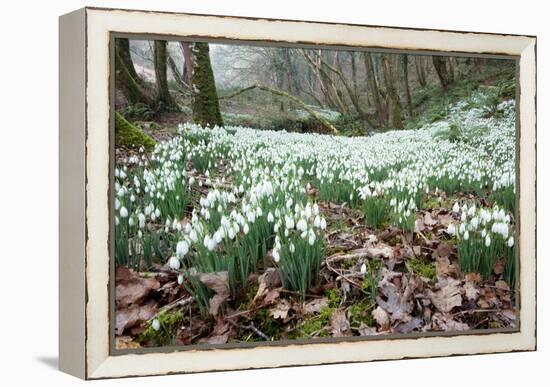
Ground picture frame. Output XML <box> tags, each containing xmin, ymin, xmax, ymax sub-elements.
<box><xmin>59</xmin><ymin>7</ymin><xmax>537</xmax><ymax>379</ymax></box>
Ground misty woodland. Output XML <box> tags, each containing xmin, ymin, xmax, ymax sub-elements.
<box><xmin>113</xmin><ymin>38</ymin><xmax>517</xmax><ymax>349</ymax></box>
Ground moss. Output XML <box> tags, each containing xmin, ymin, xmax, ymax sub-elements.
<box><xmin>289</xmin><ymin>306</ymin><xmax>334</xmax><ymax>339</ymax></box>
<box><xmin>138</xmin><ymin>309</ymin><xmax>184</xmax><ymax>347</ymax></box>
<box><xmin>348</xmin><ymin>301</ymin><xmax>375</xmax><ymax>327</ymax></box>
<box><xmin>325</xmin><ymin>288</ymin><xmax>341</xmax><ymax>308</ymax></box>
<box><xmin>409</xmin><ymin>258</ymin><xmax>437</xmax><ymax>280</ymax></box>
<box><xmin>190</xmin><ymin>42</ymin><xmax>224</xmax><ymax>128</ymax></box>
<box><xmin>115</xmin><ymin>111</ymin><xmax>156</xmax><ymax>150</ymax></box>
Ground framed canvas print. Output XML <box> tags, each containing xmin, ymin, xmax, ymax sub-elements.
<box><xmin>59</xmin><ymin>7</ymin><xmax>537</xmax><ymax>379</ymax></box>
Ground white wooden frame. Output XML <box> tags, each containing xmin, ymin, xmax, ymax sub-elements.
<box><xmin>59</xmin><ymin>7</ymin><xmax>537</xmax><ymax>379</ymax></box>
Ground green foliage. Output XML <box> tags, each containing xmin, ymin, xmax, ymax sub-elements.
<box><xmin>408</xmin><ymin>258</ymin><xmax>436</xmax><ymax>280</ymax></box>
<box><xmin>348</xmin><ymin>301</ymin><xmax>375</xmax><ymax>327</ymax></box>
<box><xmin>138</xmin><ymin>310</ymin><xmax>184</xmax><ymax>347</ymax></box>
<box><xmin>325</xmin><ymin>288</ymin><xmax>341</xmax><ymax>308</ymax></box>
<box><xmin>122</xmin><ymin>102</ymin><xmax>156</xmax><ymax>121</ymax></box>
<box><xmin>290</xmin><ymin>306</ymin><xmax>334</xmax><ymax>339</ymax></box>
<box><xmin>363</xmin><ymin>197</ymin><xmax>389</xmax><ymax>229</ymax></box>
<box><xmin>115</xmin><ymin>111</ymin><xmax>156</xmax><ymax>150</ymax></box>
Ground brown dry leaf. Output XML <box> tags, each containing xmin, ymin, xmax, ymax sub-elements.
<box><xmin>393</xmin><ymin>317</ymin><xmax>424</xmax><ymax>334</ymax></box>
<box><xmin>424</xmin><ymin>212</ymin><xmax>437</xmax><ymax>226</ymax></box>
<box><xmin>415</xmin><ymin>216</ymin><xmax>425</xmax><ymax>233</ymax></box>
<box><xmin>493</xmin><ymin>260</ymin><xmax>505</xmax><ymax>275</ymax></box>
<box><xmin>198</xmin><ymin>333</ymin><xmax>229</xmax><ymax>345</ymax></box>
<box><xmin>464</xmin><ymin>272</ymin><xmax>482</xmax><ymax>283</ymax></box>
<box><xmin>429</xmin><ymin>313</ymin><xmax>470</xmax><ymax>332</ymax></box>
<box><xmin>198</xmin><ymin>271</ymin><xmax>230</xmax><ymax>316</ymax></box>
<box><xmin>372</xmin><ymin>306</ymin><xmax>390</xmax><ymax>331</ymax></box>
<box><xmin>358</xmin><ymin>323</ymin><xmax>378</xmax><ymax>336</ymax></box>
<box><xmin>495</xmin><ymin>280</ymin><xmax>510</xmax><ymax>292</ymax></box>
<box><xmin>303</xmin><ymin>297</ymin><xmax>329</xmax><ymax>315</ymax></box>
<box><xmin>376</xmin><ymin>270</ymin><xmax>419</xmax><ymax>322</ymax></box>
<box><xmin>115</xmin><ymin>336</ymin><xmax>141</xmax><ymax>349</ymax></box>
<box><xmin>435</xmin><ymin>256</ymin><xmax>458</xmax><ymax>278</ymax></box>
<box><xmin>434</xmin><ymin>242</ymin><xmax>453</xmax><ymax>259</ymax></box>
<box><xmin>264</xmin><ymin>288</ymin><xmax>282</xmax><ymax>305</ymax></box>
<box><xmin>478</xmin><ymin>287</ymin><xmax>500</xmax><ymax>308</ymax></box>
<box><xmin>463</xmin><ymin>280</ymin><xmax>480</xmax><ymax>301</ymax></box>
<box><xmin>115</xmin><ymin>300</ymin><xmax>157</xmax><ymax>335</ymax></box>
<box><xmin>429</xmin><ymin>278</ymin><xmax>463</xmax><ymax>313</ymax></box>
<box><xmin>330</xmin><ymin>309</ymin><xmax>351</xmax><ymax>337</ymax></box>
<box><xmin>115</xmin><ymin>267</ymin><xmax>160</xmax><ymax>308</ymax></box>
<box><xmin>270</xmin><ymin>299</ymin><xmax>291</xmax><ymax>320</ymax></box>
<box><xmin>437</xmin><ymin>213</ymin><xmax>453</xmax><ymax>228</ymax></box>
<box><xmin>252</xmin><ymin>268</ymin><xmax>281</xmax><ymax>305</ymax></box>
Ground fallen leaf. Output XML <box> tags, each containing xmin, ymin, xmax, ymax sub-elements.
<box><xmin>424</xmin><ymin>212</ymin><xmax>437</xmax><ymax>226</ymax></box>
<box><xmin>252</xmin><ymin>268</ymin><xmax>281</xmax><ymax>305</ymax></box>
<box><xmin>493</xmin><ymin>260</ymin><xmax>505</xmax><ymax>275</ymax></box>
<box><xmin>465</xmin><ymin>272</ymin><xmax>482</xmax><ymax>283</ymax></box>
<box><xmin>270</xmin><ymin>299</ymin><xmax>291</xmax><ymax>320</ymax></box>
<box><xmin>115</xmin><ymin>336</ymin><xmax>141</xmax><ymax>349</ymax></box>
<box><xmin>372</xmin><ymin>306</ymin><xmax>390</xmax><ymax>331</ymax></box>
<box><xmin>495</xmin><ymin>280</ymin><xmax>510</xmax><ymax>292</ymax></box>
<box><xmin>376</xmin><ymin>271</ymin><xmax>418</xmax><ymax>322</ymax></box>
<box><xmin>115</xmin><ymin>267</ymin><xmax>160</xmax><ymax>308</ymax></box>
<box><xmin>115</xmin><ymin>300</ymin><xmax>157</xmax><ymax>335</ymax></box>
<box><xmin>429</xmin><ymin>313</ymin><xmax>470</xmax><ymax>332</ymax></box>
<box><xmin>198</xmin><ymin>271</ymin><xmax>230</xmax><ymax>316</ymax></box>
<box><xmin>393</xmin><ymin>317</ymin><xmax>424</xmax><ymax>333</ymax></box>
<box><xmin>198</xmin><ymin>333</ymin><xmax>229</xmax><ymax>345</ymax></box>
<box><xmin>303</xmin><ymin>297</ymin><xmax>329</xmax><ymax>315</ymax></box>
<box><xmin>330</xmin><ymin>309</ymin><xmax>351</xmax><ymax>337</ymax></box>
<box><xmin>463</xmin><ymin>280</ymin><xmax>480</xmax><ymax>301</ymax></box>
<box><xmin>358</xmin><ymin>323</ymin><xmax>378</xmax><ymax>336</ymax></box>
<box><xmin>434</xmin><ymin>242</ymin><xmax>453</xmax><ymax>258</ymax></box>
<box><xmin>429</xmin><ymin>278</ymin><xmax>463</xmax><ymax>313</ymax></box>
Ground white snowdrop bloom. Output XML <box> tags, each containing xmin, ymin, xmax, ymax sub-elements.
<box><xmin>128</xmin><ymin>216</ymin><xmax>135</xmax><ymax>227</ymax></box>
<box><xmin>446</xmin><ymin>223</ymin><xmax>456</xmax><ymax>235</ymax></box>
<box><xmin>485</xmin><ymin>234</ymin><xmax>491</xmax><ymax>247</ymax></box>
<box><xmin>471</xmin><ymin>217</ymin><xmax>479</xmax><ymax>230</ymax></box>
<box><xmin>459</xmin><ymin>223</ymin><xmax>466</xmax><ymax>234</ymax></box>
<box><xmin>304</xmin><ymin>204</ymin><xmax>312</xmax><ymax>219</ymax></box>
<box><xmin>313</xmin><ymin>215</ymin><xmax>321</xmax><ymax>228</ymax></box>
<box><xmin>267</xmin><ymin>212</ymin><xmax>274</xmax><ymax>223</ymax></box>
<box><xmin>507</xmin><ymin>236</ymin><xmax>514</xmax><ymax>247</ymax></box>
<box><xmin>228</xmin><ymin>227</ymin><xmax>236</xmax><ymax>240</ymax></box>
<box><xmin>320</xmin><ymin>218</ymin><xmax>327</xmax><ymax>230</ymax></box>
<box><xmin>115</xmin><ymin>198</ymin><xmax>120</xmax><ymax>210</ymax></box>
<box><xmin>168</xmin><ymin>256</ymin><xmax>181</xmax><ymax>270</ymax></box>
<box><xmin>138</xmin><ymin>213</ymin><xmax>146</xmax><ymax>228</ymax></box>
<box><xmin>273</xmin><ymin>248</ymin><xmax>280</xmax><ymax>263</ymax></box>
<box><xmin>189</xmin><ymin>229</ymin><xmax>198</xmax><ymax>243</ymax></box>
<box><xmin>285</xmin><ymin>216</ymin><xmax>295</xmax><ymax>230</ymax></box>
<box><xmin>452</xmin><ymin>202</ymin><xmax>460</xmax><ymax>213</ymax></box>
<box><xmin>463</xmin><ymin>230</ymin><xmax>470</xmax><ymax>241</ymax></box>
<box><xmin>274</xmin><ymin>223</ymin><xmax>280</xmax><ymax>233</ymax></box>
<box><xmin>184</xmin><ymin>223</ymin><xmax>192</xmax><ymax>234</ymax></box>
<box><xmin>115</xmin><ymin>216</ymin><xmax>119</xmax><ymax>226</ymax></box>
<box><xmin>214</xmin><ymin>230</ymin><xmax>224</xmax><ymax>244</ymax></box>
<box><xmin>243</xmin><ymin>223</ymin><xmax>250</xmax><ymax>235</ymax></box>
<box><xmin>151</xmin><ymin>212</ymin><xmax>157</xmax><ymax>221</ymax></box>
<box><xmin>461</xmin><ymin>212</ymin><xmax>467</xmax><ymax>222</ymax></box>
<box><xmin>296</xmin><ymin>218</ymin><xmax>308</xmax><ymax>233</ymax></box>
<box><xmin>117</xmin><ymin>188</ymin><xmax>126</xmax><ymax>197</ymax></box>
<box><xmin>152</xmin><ymin>319</ymin><xmax>160</xmax><ymax>331</ymax></box>
<box><xmin>313</xmin><ymin>203</ymin><xmax>319</xmax><ymax>216</ymax></box>
<box><xmin>481</xmin><ymin>228</ymin><xmax>487</xmax><ymax>237</ymax></box>
<box><xmin>188</xmin><ymin>176</ymin><xmax>195</xmax><ymax>185</ymax></box>
<box><xmin>360</xmin><ymin>263</ymin><xmax>367</xmax><ymax>274</ymax></box>
<box><xmin>176</xmin><ymin>240</ymin><xmax>189</xmax><ymax>257</ymax></box>
<box><xmin>177</xmin><ymin>274</ymin><xmax>184</xmax><ymax>285</ymax></box>
<box><xmin>130</xmin><ymin>194</ymin><xmax>136</xmax><ymax>203</ymax></box>
<box><xmin>155</xmin><ymin>208</ymin><xmax>161</xmax><ymax>218</ymax></box>
<box><xmin>137</xmin><ymin>230</ymin><xmax>142</xmax><ymax>239</ymax></box>
<box><xmin>308</xmin><ymin>230</ymin><xmax>316</xmax><ymax>246</ymax></box>
<box><xmin>289</xmin><ymin>243</ymin><xmax>295</xmax><ymax>254</ymax></box>
<box><xmin>120</xmin><ymin>206</ymin><xmax>128</xmax><ymax>218</ymax></box>
<box><xmin>467</xmin><ymin>205</ymin><xmax>476</xmax><ymax>217</ymax></box>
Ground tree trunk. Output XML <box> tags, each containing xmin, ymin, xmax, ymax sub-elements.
<box><xmin>363</xmin><ymin>52</ymin><xmax>386</xmax><ymax>127</ymax></box>
<box><xmin>189</xmin><ymin>42</ymin><xmax>224</xmax><ymax>128</ymax></box>
<box><xmin>115</xmin><ymin>41</ymin><xmax>151</xmax><ymax>106</ymax></box>
<box><xmin>116</xmin><ymin>39</ymin><xmax>142</xmax><ymax>85</ymax></box>
<box><xmin>381</xmin><ymin>54</ymin><xmax>403</xmax><ymax>129</ymax></box>
<box><xmin>414</xmin><ymin>56</ymin><xmax>426</xmax><ymax>87</ymax></box>
<box><xmin>402</xmin><ymin>54</ymin><xmax>414</xmax><ymax>118</ymax></box>
<box><xmin>180</xmin><ymin>42</ymin><xmax>193</xmax><ymax>85</ymax></box>
<box><xmin>432</xmin><ymin>56</ymin><xmax>451</xmax><ymax>90</ymax></box>
<box><xmin>154</xmin><ymin>41</ymin><xmax>178</xmax><ymax>110</ymax></box>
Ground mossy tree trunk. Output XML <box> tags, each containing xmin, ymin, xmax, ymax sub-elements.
<box><xmin>189</xmin><ymin>42</ymin><xmax>224</xmax><ymax>128</ymax></box>
<box><xmin>414</xmin><ymin>56</ymin><xmax>427</xmax><ymax>87</ymax></box>
<box><xmin>154</xmin><ymin>40</ymin><xmax>178</xmax><ymax>111</ymax></box>
<box><xmin>432</xmin><ymin>55</ymin><xmax>452</xmax><ymax>90</ymax></box>
<box><xmin>115</xmin><ymin>111</ymin><xmax>156</xmax><ymax>150</ymax></box>
<box><xmin>381</xmin><ymin>54</ymin><xmax>403</xmax><ymax>129</ymax></box>
<box><xmin>115</xmin><ymin>39</ymin><xmax>151</xmax><ymax>106</ymax></box>
<box><xmin>364</xmin><ymin>52</ymin><xmax>386</xmax><ymax>127</ymax></box>
<box><xmin>402</xmin><ymin>54</ymin><xmax>414</xmax><ymax>118</ymax></box>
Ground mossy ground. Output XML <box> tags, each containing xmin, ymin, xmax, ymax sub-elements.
<box><xmin>115</xmin><ymin>111</ymin><xmax>156</xmax><ymax>150</ymax></box>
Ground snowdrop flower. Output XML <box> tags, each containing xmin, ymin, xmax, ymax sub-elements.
<box><xmin>152</xmin><ymin>319</ymin><xmax>160</xmax><ymax>331</ymax></box>
<box><xmin>177</xmin><ymin>274</ymin><xmax>184</xmax><ymax>285</ymax></box>
<box><xmin>463</xmin><ymin>230</ymin><xmax>470</xmax><ymax>241</ymax></box>
<box><xmin>452</xmin><ymin>202</ymin><xmax>460</xmax><ymax>213</ymax></box>
<box><xmin>243</xmin><ymin>223</ymin><xmax>250</xmax><ymax>235</ymax></box>
<box><xmin>273</xmin><ymin>248</ymin><xmax>280</xmax><ymax>263</ymax></box>
<box><xmin>267</xmin><ymin>212</ymin><xmax>274</xmax><ymax>223</ymax></box>
<box><xmin>485</xmin><ymin>234</ymin><xmax>491</xmax><ymax>247</ymax></box>
<box><xmin>189</xmin><ymin>229</ymin><xmax>198</xmax><ymax>243</ymax></box>
<box><xmin>446</xmin><ymin>223</ymin><xmax>456</xmax><ymax>235</ymax></box>
<box><xmin>138</xmin><ymin>213</ymin><xmax>146</xmax><ymax>229</ymax></box>
<box><xmin>176</xmin><ymin>240</ymin><xmax>189</xmax><ymax>257</ymax></box>
<box><xmin>168</xmin><ymin>256</ymin><xmax>180</xmax><ymax>270</ymax></box>
<box><xmin>289</xmin><ymin>243</ymin><xmax>295</xmax><ymax>254</ymax></box>
<box><xmin>360</xmin><ymin>263</ymin><xmax>367</xmax><ymax>274</ymax></box>
<box><xmin>115</xmin><ymin>198</ymin><xmax>120</xmax><ymax>210</ymax></box>
<box><xmin>459</xmin><ymin>223</ymin><xmax>466</xmax><ymax>234</ymax></box>
<box><xmin>128</xmin><ymin>217</ymin><xmax>135</xmax><ymax>227</ymax></box>
<box><xmin>481</xmin><ymin>228</ymin><xmax>487</xmax><ymax>237</ymax></box>
<box><xmin>154</xmin><ymin>208</ymin><xmax>161</xmax><ymax>218</ymax></box>
<box><xmin>507</xmin><ymin>236</ymin><xmax>514</xmax><ymax>247</ymax></box>
<box><xmin>320</xmin><ymin>218</ymin><xmax>327</xmax><ymax>230</ymax></box>
<box><xmin>297</xmin><ymin>218</ymin><xmax>308</xmax><ymax>233</ymax></box>
<box><xmin>285</xmin><ymin>216</ymin><xmax>295</xmax><ymax>230</ymax></box>
<box><xmin>120</xmin><ymin>206</ymin><xmax>128</xmax><ymax>218</ymax></box>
